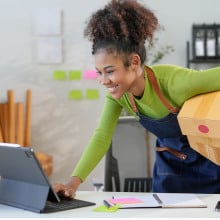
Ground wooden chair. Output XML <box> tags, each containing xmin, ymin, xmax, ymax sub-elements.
<box><xmin>0</xmin><ymin>89</ymin><xmax>53</xmax><ymax>176</ymax></box>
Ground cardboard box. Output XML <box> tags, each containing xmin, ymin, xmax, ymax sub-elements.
<box><xmin>177</xmin><ymin>91</ymin><xmax>220</xmax><ymax>165</ymax></box>
<box><xmin>35</xmin><ymin>151</ymin><xmax>53</xmax><ymax>176</ymax></box>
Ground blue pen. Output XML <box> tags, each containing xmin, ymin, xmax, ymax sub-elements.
<box><xmin>103</xmin><ymin>199</ymin><xmax>112</xmax><ymax>208</ymax></box>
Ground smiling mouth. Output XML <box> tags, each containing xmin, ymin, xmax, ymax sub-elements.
<box><xmin>107</xmin><ymin>85</ymin><xmax>119</xmax><ymax>93</ymax></box>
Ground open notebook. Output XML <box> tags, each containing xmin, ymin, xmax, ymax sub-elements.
<box><xmin>0</xmin><ymin>143</ymin><xmax>95</xmax><ymax>213</ymax></box>
<box><xmin>108</xmin><ymin>193</ymin><xmax>207</xmax><ymax>209</ymax></box>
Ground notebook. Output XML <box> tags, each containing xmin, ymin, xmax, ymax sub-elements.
<box><xmin>108</xmin><ymin>193</ymin><xmax>207</xmax><ymax>209</ymax></box>
<box><xmin>0</xmin><ymin>143</ymin><xmax>96</xmax><ymax>213</ymax></box>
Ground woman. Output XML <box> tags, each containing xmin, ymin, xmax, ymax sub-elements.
<box><xmin>54</xmin><ymin>0</ymin><xmax>220</xmax><ymax>197</ymax></box>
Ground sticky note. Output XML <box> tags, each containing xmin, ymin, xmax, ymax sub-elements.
<box><xmin>86</xmin><ymin>89</ymin><xmax>99</xmax><ymax>99</ymax></box>
<box><xmin>68</xmin><ymin>90</ymin><xmax>83</xmax><ymax>100</ymax></box>
<box><xmin>83</xmin><ymin>70</ymin><xmax>98</xmax><ymax>79</ymax></box>
<box><xmin>109</xmin><ymin>197</ymin><xmax>143</xmax><ymax>204</ymax></box>
<box><xmin>53</xmin><ymin>70</ymin><xmax>66</xmax><ymax>80</ymax></box>
<box><xmin>69</xmin><ymin>70</ymin><xmax>82</xmax><ymax>80</ymax></box>
<box><xmin>93</xmin><ymin>204</ymin><xmax>120</xmax><ymax>212</ymax></box>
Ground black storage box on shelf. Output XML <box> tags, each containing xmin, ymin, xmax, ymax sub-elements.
<box><xmin>192</xmin><ymin>23</ymin><xmax>220</xmax><ymax>59</ymax></box>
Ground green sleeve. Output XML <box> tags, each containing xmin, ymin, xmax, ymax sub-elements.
<box><xmin>72</xmin><ymin>95</ymin><xmax>122</xmax><ymax>181</ymax></box>
<box><xmin>152</xmin><ymin>65</ymin><xmax>220</xmax><ymax>107</ymax></box>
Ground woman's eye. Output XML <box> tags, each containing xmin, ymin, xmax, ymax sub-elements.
<box><xmin>97</xmin><ymin>71</ymin><xmax>102</xmax><ymax>75</ymax></box>
<box><xmin>106</xmin><ymin>70</ymin><xmax>114</xmax><ymax>74</ymax></box>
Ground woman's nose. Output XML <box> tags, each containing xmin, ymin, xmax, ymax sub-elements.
<box><xmin>98</xmin><ymin>74</ymin><xmax>110</xmax><ymax>85</ymax></box>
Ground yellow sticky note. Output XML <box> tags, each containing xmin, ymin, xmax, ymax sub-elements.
<box><xmin>86</xmin><ymin>89</ymin><xmax>99</xmax><ymax>99</ymax></box>
<box><xmin>93</xmin><ymin>205</ymin><xmax>120</xmax><ymax>212</ymax></box>
<box><xmin>68</xmin><ymin>90</ymin><xmax>83</xmax><ymax>100</ymax></box>
<box><xmin>69</xmin><ymin>70</ymin><xmax>82</xmax><ymax>80</ymax></box>
<box><xmin>53</xmin><ymin>70</ymin><xmax>66</xmax><ymax>80</ymax></box>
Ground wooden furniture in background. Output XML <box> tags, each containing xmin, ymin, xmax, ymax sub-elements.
<box><xmin>16</xmin><ymin>102</ymin><xmax>24</xmax><ymax>145</ymax></box>
<box><xmin>0</xmin><ymin>89</ymin><xmax>53</xmax><ymax>177</ymax></box>
<box><xmin>8</xmin><ymin>90</ymin><xmax>15</xmax><ymax>143</ymax></box>
<box><xmin>24</xmin><ymin>90</ymin><xmax>31</xmax><ymax>147</ymax></box>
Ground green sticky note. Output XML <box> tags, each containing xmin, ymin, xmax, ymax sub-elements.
<box><xmin>68</xmin><ymin>90</ymin><xmax>83</xmax><ymax>100</ymax></box>
<box><xmin>93</xmin><ymin>205</ymin><xmax>120</xmax><ymax>212</ymax></box>
<box><xmin>86</xmin><ymin>89</ymin><xmax>99</xmax><ymax>99</ymax></box>
<box><xmin>53</xmin><ymin>70</ymin><xmax>66</xmax><ymax>80</ymax></box>
<box><xmin>69</xmin><ymin>70</ymin><xmax>82</xmax><ymax>80</ymax></box>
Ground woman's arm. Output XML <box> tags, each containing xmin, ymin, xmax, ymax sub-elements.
<box><xmin>53</xmin><ymin>96</ymin><xmax>123</xmax><ymax>197</ymax></box>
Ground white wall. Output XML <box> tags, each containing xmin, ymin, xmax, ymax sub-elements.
<box><xmin>0</xmin><ymin>0</ymin><xmax>219</xmax><ymax>190</ymax></box>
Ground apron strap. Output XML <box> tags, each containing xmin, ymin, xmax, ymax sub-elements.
<box><xmin>156</xmin><ymin>146</ymin><xmax>187</xmax><ymax>160</ymax></box>
<box><xmin>145</xmin><ymin>66</ymin><xmax>179</xmax><ymax>114</ymax></box>
<box><xmin>128</xmin><ymin>92</ymin><xmax>138</xmax><ymax>113</ymax></box>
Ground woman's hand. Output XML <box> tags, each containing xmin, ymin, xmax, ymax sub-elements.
<box><xmin>53</xmin><ymin>176</ymin><xmax>82</xmax><ymax>198</ymax></box>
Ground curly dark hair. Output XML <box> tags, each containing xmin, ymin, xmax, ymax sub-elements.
<box><xmin>84</xmin><ymin>0</ymin><xmax>158</xmax><ymax>66</ymax></box>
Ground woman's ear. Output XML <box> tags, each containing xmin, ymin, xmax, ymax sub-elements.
<box><xmin>130</xmin><ymin>54</ymin><xmax>141</xmax><ymax>67</ymax></box>
<box><xmin>130</xmin><ymin>54</ymin><xmax>142</xmax><ymax>76</ymax></box>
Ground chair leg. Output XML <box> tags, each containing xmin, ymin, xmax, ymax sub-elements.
<box><xmin>124</xmin><ymin>177</ymin><xmax>152</xmax><ymax>192</ymax></box>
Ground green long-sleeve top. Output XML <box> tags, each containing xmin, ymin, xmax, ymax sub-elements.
<box><xmin>72</xmin><ymin>64</ymin><xmax>220</xmax><ymax>181</ymax></box>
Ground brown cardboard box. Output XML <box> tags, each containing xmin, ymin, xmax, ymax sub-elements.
<box><xmin>177</xmin><ymin>91</ymin><xmax>220</xmax><ymax>165</ymax></box>
<box><xmin>35</xmin><ymin>152</ymin><xmax>53</xmax><ymax>176</ymax></box>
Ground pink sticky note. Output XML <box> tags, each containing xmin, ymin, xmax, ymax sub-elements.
<box><xmin>109</xmin><ymin>197</ymin><xmax>143</xmax><ymax>204</ymax></box>
<box><xmin>83</xmin><ymin>70</ymin><xmax>98</xmax><ymax>79</ymax></box>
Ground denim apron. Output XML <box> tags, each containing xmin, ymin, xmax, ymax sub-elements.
<box><xmin>129</xmin><ymin>66</ymin><xmax>220</xmax><ymax>193</ymax></box>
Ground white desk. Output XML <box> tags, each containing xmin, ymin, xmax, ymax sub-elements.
<box><xmin>0</xmin><ymin>191</ymin><xmax>220</xmax><ymax>218</ymax></box>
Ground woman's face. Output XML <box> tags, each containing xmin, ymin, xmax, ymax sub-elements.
<box><xmin>95</xmin><ymin>50</ymin><xmax>141</xmax><ymax>99</ymax></box>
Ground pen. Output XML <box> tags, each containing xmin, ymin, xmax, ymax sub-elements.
<box><xmin>215</xmin><ymin>201</ymin><xmax>220</xmax><ymax>212</ymax></box>
<box><xmin>152</xmin><ymin>193</ymin><xmax>163</xmax><ymax>204</ymax></box>
<box><xmin>103</xmin><ymin>199</ymin><xmax>112</xmax><ymax>208</ymax></box>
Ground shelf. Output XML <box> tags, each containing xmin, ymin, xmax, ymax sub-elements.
<box><xmin>189</xmin><ymin>58</ymin><xmax>220</xmax><ymax>63</ymax></box>
<box><xmin>186</xmin><ymin>41</ymin><xmax>220</xmax><ymax>67</ymax></box>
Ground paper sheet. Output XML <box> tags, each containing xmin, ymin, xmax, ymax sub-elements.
<box><xmin>35</xmin><ymin>37</ymin><xmax>63</xmax><ymax>64</ymax></box>
<box><xmin>157</xmin><ymin>193</ymin><xmax>207</xmax><ymax>208</ymax></box>
<box><xmin>33</xmin><ymin>8</ymin><xmax>62</xmax><ymax>35</ymax></box>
